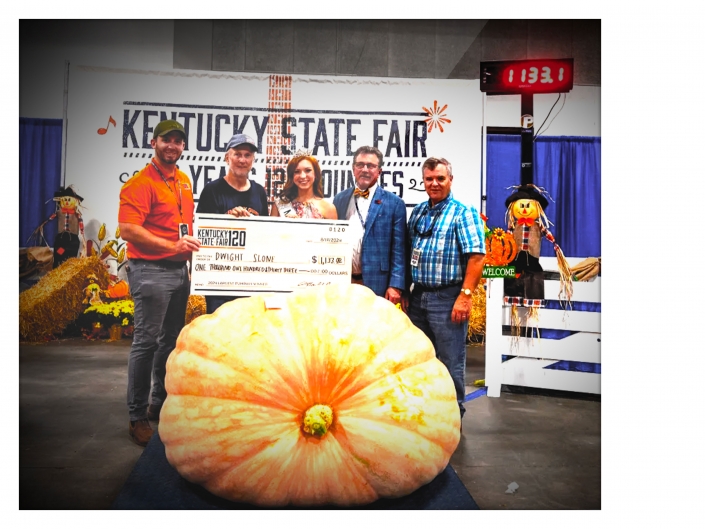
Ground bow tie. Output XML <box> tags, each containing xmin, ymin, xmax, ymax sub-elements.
<box><xmin>516</xmin><ymin>217</ymin><xmax>534</xmax><ymax>226</ymax></box>
<box><xmin>354</xmin><ymin>188</ymin><xmax>370</xmax><ymax>199</ymax></box>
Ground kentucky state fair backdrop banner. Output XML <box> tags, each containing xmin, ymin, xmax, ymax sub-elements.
<box><xmin>64</xmin><ymin>64</ymin><xmax>483</xmax><ymax>275</ymax></box>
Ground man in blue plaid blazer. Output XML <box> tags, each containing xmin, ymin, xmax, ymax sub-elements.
<box><xmin>333</xmin><ymin>146</ymin><xmax>407</xmax><ymax>303</ymax></box>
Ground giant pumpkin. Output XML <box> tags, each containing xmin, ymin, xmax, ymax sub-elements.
<box><xmin>160</xmin><ymin>283</ymin><xmax>461</xmax><ymax>507</ymax></box>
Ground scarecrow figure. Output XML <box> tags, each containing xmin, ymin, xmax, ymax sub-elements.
<box><xmin>82</xmin><ymin>274</ymin><xmax>104</xmax><ymax>306</ymax></box>
<box><xmin>503</xmin><ymin>185</ymin><xmax>573</xmax><ymax>328</ymax></box>
<box><xmin>41</xmin><ymin>186</ymin><xmax>87</xmax><ymax>267</ymax></box>
<box><xmin>26</xmin><ymin>186</ymin><xmax>87</xmax><ymax>268</ymax></box>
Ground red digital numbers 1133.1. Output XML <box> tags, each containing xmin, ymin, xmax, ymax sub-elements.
<box><xmin>480</xmin><ymin>58</ymin><xmax>574</xmax><ymax>94</ymax></box>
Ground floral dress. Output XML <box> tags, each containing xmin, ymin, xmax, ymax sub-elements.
<box><xmin>275</xmin><ymin>198</ymin><xmax>324</xmax><ymax>219</ymax></box>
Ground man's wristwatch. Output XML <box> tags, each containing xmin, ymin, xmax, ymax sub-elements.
<box><xmin>461</xmin><ymin>288</ymin><xmax>472</xmax><ymax>296</ymax></box>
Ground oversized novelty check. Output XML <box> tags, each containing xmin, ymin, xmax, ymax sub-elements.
<box><xmin>191</xmin><ymin>213</ymin><xmax>352</xmax><ymax>296</ymax></box>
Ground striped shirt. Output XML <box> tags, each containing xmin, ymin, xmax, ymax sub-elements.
<box><xmin>408</xmin><ymin>193</ymin><xmax>486</xmax><ymax>287</ymax></box>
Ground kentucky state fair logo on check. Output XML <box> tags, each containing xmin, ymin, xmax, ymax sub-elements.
<box><xmin>197</xmin><ymin>227</ymin><xmax>246</xmax><ymax>248</ymax></box>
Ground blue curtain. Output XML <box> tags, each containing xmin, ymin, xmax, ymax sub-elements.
<box><xmin>484</xmin><ymin>135</ymin><xmax>520</xmax><ymax>234</ymax></box>
<box><xmin>534</xmin><ymin>136</ymin><xmax>601</xmax><ymax>257</ymax></box>
<box><xmin>485</xmin><ymin>135</ymin><xmax>601</xmax><ymax>258</ymax></box>
<box><xmin>19</xmin><ymin>118</ymin><xmax>63</xmax><ymax>247</ymax></box>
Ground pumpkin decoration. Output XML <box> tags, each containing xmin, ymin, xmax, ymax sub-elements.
<box><xmin>484</xmin><ymin>227</ymin><xmax>518</xmax><ymax>266</ymax></box>
<box><xmin>105</xmin><ymin>279</ymin><xmax>130</xmax><ymax>299</ymax></box>
<box><xmin>159</xmin><ymin>283</ymin><xmax>460</xmax><ymax>507</ymax></box>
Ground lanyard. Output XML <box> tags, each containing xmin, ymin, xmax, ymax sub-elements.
<box><xmin>354</xmin><ymin>196</ymin><xmax>367</xmax><ymax>229</ymax></box>
<box><xmin>151</xmin><ymin>161</ymin><xmax>184</xmax><ymax>222</ymax></box>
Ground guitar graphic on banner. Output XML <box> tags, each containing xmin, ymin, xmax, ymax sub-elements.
<box><xmin>264</xmin><ymin>75</ymin><xmax>292</xmax><ymax>213</ymax></box>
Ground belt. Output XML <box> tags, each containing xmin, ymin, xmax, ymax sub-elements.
<box><xmin>413</xmin><ymin>282</ymin><xmax>461</xmax><ymax>293</ymax></box>
<box><xmin>352</xmin><ymin>273</ymin><xmax>363</xmax><ymax>280</ymax></box>
<box><xmin>129</xmin><ymin>258</ymin><xmax>187</xmax><ymax>269</ymax></box>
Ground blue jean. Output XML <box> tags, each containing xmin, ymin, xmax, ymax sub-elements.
<box><xmin>407</xmin><ymin>283</ymin><xmax>467</xmax><ymax>418</ymax></box>
<box><xmin>205</xmin><ymin>295</ymin><xmax>238</xmax><ymax>314</ymax></box>
<box><xmin>126</xmin><ymin>259</ymin><xmax>190</xmax><ymax>421</ymax></box>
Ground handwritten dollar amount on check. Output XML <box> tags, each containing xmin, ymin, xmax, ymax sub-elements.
<box><xmin>194</xmin><ymin>255</ymin><xmax>346</xmax><ymax>272</ymax></box>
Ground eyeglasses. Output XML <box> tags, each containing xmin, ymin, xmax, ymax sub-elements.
<box><xmin>414</xmin><ymin>210</ymin><xmax>440</xmax><ymax>238</ymax></box>
<box><xmin>353</xmin><ymin>162</ymin><xmax>379</xmax><ymax>170</ymax></box>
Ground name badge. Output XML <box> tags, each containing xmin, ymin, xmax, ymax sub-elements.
<box><xmin>411</xmin><ymin>247</ymin><xmax>421</xmax><ymax>267</ymax></box>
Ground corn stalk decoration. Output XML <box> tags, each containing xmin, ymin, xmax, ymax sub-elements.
<box><xmin>90</xmin><ymin>224</ymin><xmax>127</xmax><ymax>271</ymax></box>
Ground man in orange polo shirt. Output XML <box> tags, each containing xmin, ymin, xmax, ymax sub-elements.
<box><xmin>118</xmin><ymin>119</ymin><xmax>201</xmax><ymax>446</ymax></box>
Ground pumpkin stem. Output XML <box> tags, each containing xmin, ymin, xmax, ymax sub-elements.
<box><xmin>302</xmin><ymin>404</ymin><xmax>333</xmax><ymax>437</ymax></box>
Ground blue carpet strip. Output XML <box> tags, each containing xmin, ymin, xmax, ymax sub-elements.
<box><xmin>463</xmin><ymin>387</ymin><xmax>488</xmax><ymax>402</ymax></box>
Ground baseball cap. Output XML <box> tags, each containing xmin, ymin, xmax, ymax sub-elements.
<box><xmin>153</xmin><ymin>120</ymin><xmax>186</xmax><ymax>140</ymax></box>
<box><xmin>226</xmin><ymin>133</ymin><xmax>258</xmax><ymax>152</ymax></box>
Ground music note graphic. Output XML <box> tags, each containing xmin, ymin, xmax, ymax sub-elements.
<box><xmin>97</xmin><ymin>116</ymin><xmax>117</xmax><ymax>135</ymax></box>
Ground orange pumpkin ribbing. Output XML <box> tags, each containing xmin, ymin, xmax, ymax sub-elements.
<box><xmin>484</xmin><ymin>228</ymin><xmax>518</xmax><ymax>266</ymax></box>
<box><xmin>159</xmin><ymin>283</ymin><xmax>460</xmax><ymax>506</ymax></box>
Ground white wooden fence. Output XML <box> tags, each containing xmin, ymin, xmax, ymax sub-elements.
<box><xmin>484</xmin><ymin>257</ymin><xmax>601</xmax><ymax>397</ymax></box>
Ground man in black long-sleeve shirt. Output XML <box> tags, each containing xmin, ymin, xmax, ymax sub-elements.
<box><xmin>196</xmin><ymin>133</ymin><xmax>269</xmax><ymax>313</ymax></box>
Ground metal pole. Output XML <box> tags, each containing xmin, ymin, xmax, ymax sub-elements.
<box><xmin>481</xmin><ymin>92</ymin><xmax>487</xmax><ymax>215</ymax></box>
<box><xmin>520</xmin><ymin>92</ymin><xmax>533</xmax><ymax>185</ymax></box>
<box><xmin>60</xmin><ymin>60</ymin><xmax>70</xmax><ymax>188</ymax></box>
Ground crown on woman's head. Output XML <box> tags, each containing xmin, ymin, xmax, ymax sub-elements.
<box><xmin>293</xmin><ymin>148</ymin><xmax>313</xmax><ymax>158</ymax></box>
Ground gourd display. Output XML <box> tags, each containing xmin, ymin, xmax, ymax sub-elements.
<box><xmin>159</xmin><ymin>284</ymin><xmax>460</xmax><ymax>507</ymax></box>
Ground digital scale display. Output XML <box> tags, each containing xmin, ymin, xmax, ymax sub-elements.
<box><xmin>480</xmin><ymin>58</ymin><xmax>574</xmax><ymax>94</ymax></box>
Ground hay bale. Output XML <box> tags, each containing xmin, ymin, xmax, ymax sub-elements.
<box><xmin>20</xmin><ymin>256</ymin><xmax>109</xmax><ymax>342</ymax></box>
<box><xmin>467</xmin><ymin>280</ymin><xmax>487</xmax><ymax>345</ymax></box>
<box><xmin>185</xmin><ymin>295</ymin><xmax>206</xmax><ymax>325</ymax></box>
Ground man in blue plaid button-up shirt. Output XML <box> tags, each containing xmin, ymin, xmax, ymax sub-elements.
<box><xmin>402</xmin><ymin>157</ymin><xmax>485</xmax><ymax>426</ymax></box>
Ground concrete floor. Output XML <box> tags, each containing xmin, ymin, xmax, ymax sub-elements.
<box><xmin>454</xmin><ymin>347</ymin><xmax>601</xmax><ymax>509</ymax></box>
<box><xmin>19</xmin><ymin>338</ymin><xmax>600</xmax><ymax>510</ymax></box>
